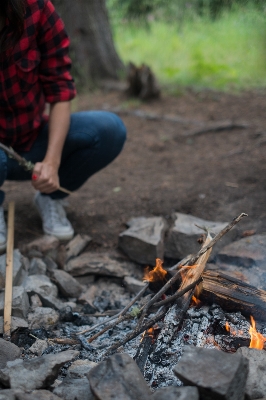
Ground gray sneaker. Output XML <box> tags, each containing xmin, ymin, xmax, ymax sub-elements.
<box><xmin>0</xmin><ymin>206</ymin><xmax>6</xmax><ymax>252</ymax></box>
<box><xmin>34</xmin><ymin>192</ymin><xmax>74</xmax><ymax>240</ymax></box>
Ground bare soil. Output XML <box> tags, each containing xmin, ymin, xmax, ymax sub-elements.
<box><xmin>4</xmin><ymin>88</ymin><xmax>266</xmax><ymax>252</ymax></box>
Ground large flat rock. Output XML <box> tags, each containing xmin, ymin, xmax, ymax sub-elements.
<box><xmin>119</xmin><ymin>217</ymin><xmax>167</xmax><ymax>265</ymax></box>
<box><xmin>87</xmin><ymin>353</ymin><xmax>152</xmax><ymax>400</ymax></box>
<box><xmin>65</xmin><ymin>253</ymin><xmax>129</xmax><ymax>278</ymax></box>
<box><xmin>0</xmin><ymin>350</ymin><xmax>79</xmax><ymax>391</ymax></box>
<box><xmin>217</xmin><ymin>234</ymin><xmax>266</xmax><ymax>268</ymax></box>
<box><xmin>237</xmin><ymin>347</ymin><xmax>266</xmax><ymax>400</ymax></box>
<box><xmin>165</xmin><ymin>213</ymin><xmax>236</xmax><ymax>259</ymax></box>
<box><xmin>16</xmin><ymin>391</ymin><xmax>62</xmax><ymax>400</ymax></box>
<box><xmin>173</xmin><ymin>345</ymin><xmax>248</xmax><ymax>400</ymax></box>
<box><xmin>0</xmin><ymin>317</ymin><xmax>28</xmax><ymax>334</ymax></box>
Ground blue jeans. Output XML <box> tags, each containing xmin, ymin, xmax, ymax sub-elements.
<box><xmin>0</xmin><ymin>111</ymin><xmax>127</xmax><ymax>205</ymax></box>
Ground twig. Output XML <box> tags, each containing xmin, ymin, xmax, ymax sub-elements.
<box><xmin>78</xmin><ymin>282</ymin><xmax>149</xmax><ymax>336</ymax></box>
<box><xmin>0</xmin><ymin>143</ymin><xmax>72</xmax><ymax>196</ymax></box>
<box><xmin>150</xmin><ymin>277</ymin><xmax>202</xmax><ymax>310</ymax></box>
<box><xmin>88</xmin><ymin>314</ymin><xmax>132</xmax><ymax>343</ymax></box>
<box><xmin>183</xmin><ymin>120</ymin><xmax>248</xmax><ymax>137</ymax></box>
<box><xmin>104</xmin><ymin>307</ymin><xmax>167</xmax><ymax>357</ymax></box>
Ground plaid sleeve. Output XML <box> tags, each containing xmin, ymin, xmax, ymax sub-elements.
<box><xmin>37</xmin><ymin>0</ymin><xmax>77</xmax><ymax>103</ymax></box>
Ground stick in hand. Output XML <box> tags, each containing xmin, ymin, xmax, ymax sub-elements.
<box><xmin>0</xmin><ymin>142</ymin><xmax>72</xmax><ymax>195</ymax></box>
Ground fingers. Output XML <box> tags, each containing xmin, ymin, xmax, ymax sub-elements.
<box><xmin>31</xmin><ymin>162</ymin><xmax>60</xmax><ymax>193</ymax></box>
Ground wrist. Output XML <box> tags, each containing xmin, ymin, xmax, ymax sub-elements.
<box><xmin>42</xmin><ymin>157</ymin><xmax>60</xmax><ymax>170</ymax></box>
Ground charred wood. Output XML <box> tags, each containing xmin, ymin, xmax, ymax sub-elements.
<box><xmin>200</xmin><ymin>270</ymin><xmax>266</xmax><ymax>321</ymax></box>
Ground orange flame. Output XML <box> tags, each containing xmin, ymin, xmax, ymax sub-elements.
<box><xmin>143</xmin><ymin>258</ymin><xmax>167</xmax><ymax>283</ymax></box>
<box><xmin>191</xmin><ymin>295</ymin><xmax>201</xmax><ymax>306</ymax></box>
<box><xmin>249</xmin><ymin>316</ymin><xmax>266</xmax><ymax>350</ymax></box>
<box><xmin>224</xmin><ymin>321</ymin><xmax>243</xmax><ymax>336</ymax></box>
<box><xmin>225</xmin><ymin>321</ymin><xmax>230</xmax><ymax>332</ymax></box>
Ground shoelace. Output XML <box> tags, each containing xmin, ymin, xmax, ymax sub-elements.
<box><xmin>46</xmin><ymin>198</ymin><xmax>67</xmax><ymax>227</ymax></box>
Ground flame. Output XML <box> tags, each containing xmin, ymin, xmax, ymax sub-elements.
<box><xmin>143</xmin><ymin>258</ymin><xmax>167</xmax><ymax>283</ymax></box>
<box><xmin>225</xmin><ymin>321</ymin><xmax>230</xmax><ymax>332</ymax></box>
<box><xmin>249</xmin><ymin>316</ymin><xmax>266</xmax><ymax>350</ymax></box>
<box><xmin>191</xmin><ymin>295</ymin><xmax>201</xmax><ymax>306</ymax></box>
<box><xmin>224</xmin><ymin>321</ymin><xmax>243</xmax><ymax>336</ymax></box>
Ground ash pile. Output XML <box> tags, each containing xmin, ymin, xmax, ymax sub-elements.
<box><xmin>1</xmin><ymin>213</ymin><xmax>266</xmax><ymax>399</ymax></box>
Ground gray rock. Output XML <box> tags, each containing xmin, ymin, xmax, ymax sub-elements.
<box><xmin>53</xmin><ymin>378</ymin><xmax>95</xmax><ymax>400</ymax></box>
<box><xmin>78</xmin><ymin>285</ymin><xmax>97</xmax><ymax>306</ymax></box>
<box><xmin>65</xmin><ymin>234</ymin><xmax>92</xmax><ymax>262</ymax></box>
<box><xmin>24</xmin><ymin>236</ymin><xmax>60</xmax><ymax>260</ymax></box>
<box><xmin>0</xmin><ymin>287</ymin><xmax>29</xmax><ymax>318</ymax></box>
<box><xmin>217</xmin><ymin>234</ymin><xmax>266</xmax><ymax>268</ymax></box>
<box><xmin>119</xmin><ymin>217</ymin><xmax>167</xmax><ymax>265</ymax></box>
<box><xmin>28</xmin><ymin>258</ymin><xmax>47</xmax><ymax>275</ymax></box>
<box><xmin>123</xmin><ymin>276</ymin><xmax>146</xmax><ymax>294</ymax></box>
<box><xmin>51</xmin><ymin>270</ymin><xmax>83</xmax><ymax>299</ymax></box>
<box><xmin>29</xmin><ymin>339</ymin><xmax>48</xmax><ymax>356</ymax></box>
<box><xmin>16</xmin><ymin>390</ymin><xmax>62</xmax><ymax>400</ymax></box>
<box><xmin>65</xmin><ymin>253</ymin><xmax>128</xmax><ymax>278</ymax></box>
<box><xmin>88</xmin><ymin>353</ymin><xmax>152</xmax><ymax>400</ymax></box>
<box><xmin>152</xmin><ymin>386</ymin><xmax>199</xmax><ymax>400</ymax></box>
<box><xmin>42</xmin><ymin>257</ymin><xmax>58</xmax><ymax>272</ymax></box>
<box><xmin>22</xmin><ymin>275</ymin><xmax>62</xmax><ymax>310</ymax></box>
<box><xmin>237</xmin><ymin>347</ymin><xmax>266</xmax><ymax>399</ymax></box>
<box><xmin>165</xmin><ymin>213</ymin><xmax>236</xmax><ymax>260</ymax></box>
<box><xmin>0</xmin><ymin>339</ymin><xmax>20</xmax><ymax>370</ymax></box>
<box><xmin>0</xmin><ymin>390</ymin><xmax>19</xmax><ymax>400</ymax></box>
<box><xmin>173</xmin><ymin>345</ymin><xmax>248</xmax><ymax>400</ymax></box>
<box><xmin>66</xmin><ymin>360</ymin><xmax>97</xmax><ymax>379</ymax></box>
<box><xmin>0</xmin><ymin>250</ymin><xmax>24</xmax><ymax>290</ymax></box>
<box><xmin>0</xmin><ymin>350</ymin><xmax>79</xmax><ymax>391</ymax></box>
<box><xmin>0</xmin><ymin>317</ymin><xmax>28</xmax><ymax>334</ymax></box>
<box><xmin>30</xmin><ymin>294</ymin><xmax>43</xmax><ymax>309</ymax></box>
<box><xmin>27</xmin><ymin>307</ymin><xmax>59</xmax><ymax>330</ymax></box>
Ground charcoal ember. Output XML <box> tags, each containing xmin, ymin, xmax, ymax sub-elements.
<box><xmin>214</xmin><ymin>335</ymin><xmax>250</xmax><ymax>352</ymax></box>
<box><xmin>93</xmin><ymin>292</ymin><xmax>111</xmax><ymax>312</ymax></box>
<box><xmin>173</xmin><ymin>345</ymin><xmax>248</xmax><ymax>400</ymax></box>
<box><xmin>60</xmin><ymin>308</ymin><xmax>92</xmax><ymax>326</ymax></box>
<box><xmin>87</xmin><ymin>353</ymin><xmax>152</xmax><ymax>400</ymax></box>
<box><xmin>152</xmin><ymin>386</ymin><xmax>199</xmax><ymax>400</ymax></box>
<box><xmin>237</xmin><ymin>347</ymin><xmax>266</xmax><ymax>400</ymax></box>
<box><xmin>0</xmin><ymin>350</ymin><xmax>79</xmax><ymax>391</ymax></box>
<box><xmin>82</xmin><ymin>304</ymin><xmax>97</xmax><ymax>314</ymax></box>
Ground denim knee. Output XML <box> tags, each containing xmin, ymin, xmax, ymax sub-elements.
<box><xmin>111</xmin><ymin>113</ymin><xmax>127</xmax><ymax>149</ymax></box>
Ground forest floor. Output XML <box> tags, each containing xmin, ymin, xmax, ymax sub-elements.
<box><xmin>5</xmin><ymin>88</ymin><xmax>266</xmax><ymax>251</ymax></box>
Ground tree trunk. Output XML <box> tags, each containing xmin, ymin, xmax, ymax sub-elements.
<box><xmin>52</xmin><ymin>0</ymin><xmax>124</xmax><ymax>83</ymax></box>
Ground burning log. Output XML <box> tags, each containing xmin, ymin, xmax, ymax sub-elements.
<box><xmin>199</xmin><ymin>270</ymin><xmax>266</xmax><ymax>321</ymax></box>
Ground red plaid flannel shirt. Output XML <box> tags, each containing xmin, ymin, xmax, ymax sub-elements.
<box><xmin>0</xmin><ymin>0</ymin><xmax>76</xmax><ymax>151</ymax></box>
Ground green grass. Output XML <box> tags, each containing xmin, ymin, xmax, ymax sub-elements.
<box><xmin>111</xmin><ymin>6</ymin><xmax>266</xmax><ymax>90</ymax></box>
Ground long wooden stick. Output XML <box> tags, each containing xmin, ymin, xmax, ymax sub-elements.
<box><xmin>3</xmin><ymin>202</ymin><xmax>15</xmax><ymax>339</ymax></box>
<box><xmin>0</xmin><ymin>143</ymin><xmax>72</xmax><ymax>196</ymax></box>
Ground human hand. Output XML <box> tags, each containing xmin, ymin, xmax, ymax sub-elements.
<box><xmin>31</xmin><ymin>162</ymin><xmax>60</xmax><ymax>193</ymax></box>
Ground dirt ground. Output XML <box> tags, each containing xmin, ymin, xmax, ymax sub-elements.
<box><xmin>4</xmin><ymin>88</ymin><xmax>266</xmax><ymax>252</ymax></box>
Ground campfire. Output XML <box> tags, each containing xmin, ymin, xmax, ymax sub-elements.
<box><xmin>1</xmin><ymin>212</ymin><xmax>266</xmax><ymax>399</ymax></box>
